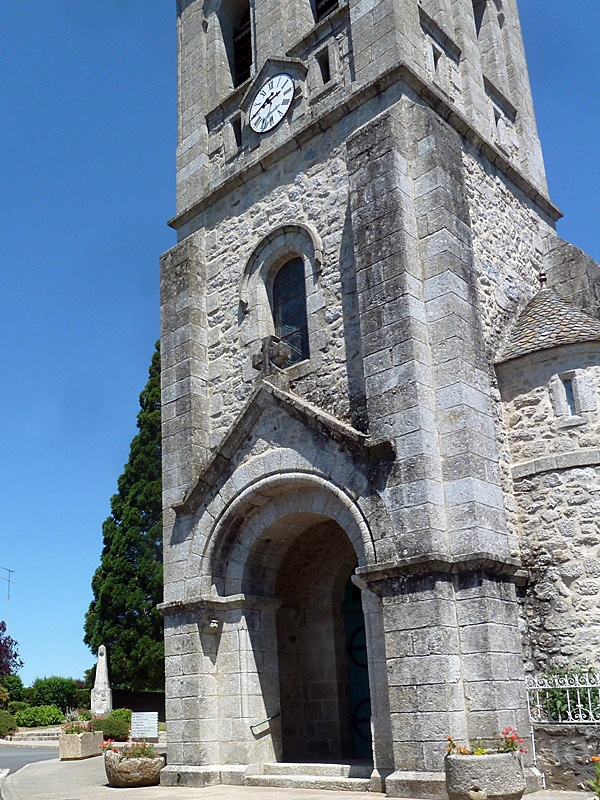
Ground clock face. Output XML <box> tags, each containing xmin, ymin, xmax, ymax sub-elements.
<box><xmin>249</xmin><ymin>73</ymin><xmax>295</xmax><ymax>134</ymax></box>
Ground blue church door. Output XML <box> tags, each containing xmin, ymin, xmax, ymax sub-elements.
<box><xmin>342</xmin><ymin>575</ymin><xmax>372</xmax><ymax>759</ymax></box>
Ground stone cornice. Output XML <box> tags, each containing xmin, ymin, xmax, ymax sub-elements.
<box><xmin>512</xmin><ymin>448</ymin><xmax>600</xmax><ymax>480</ymax></box>
<box><xmin>168</xmin><ymin>62</ymin><xmax>561</xmax><ymax>232</ymax></box>
<box><xmin>356</xmin><ymin>552</ymin><xmax>522</xmax><ymax>585</ymax></box>
<box><xmin>158</xmin><ymin>593</ymin><xmax>281</xmax><ymax>616</ymax></box>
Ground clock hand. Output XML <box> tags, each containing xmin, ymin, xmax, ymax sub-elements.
<box><xmin>251</xmin><ymin>92</ymin><xmax>276</xmax><ymax>121</ymax></box>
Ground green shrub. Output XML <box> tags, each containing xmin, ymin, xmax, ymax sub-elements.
<box><xmin>0</xmin><ymin>686</ymin><xmax>9</xmax><ymax>709</ymax></box>
<box><xmin>75</xmin><ymin>688</ymin><xmax>90</xmax><ymax>710</ymax></box>
<box><xmin>31</xmin><ymin>677</ymin><xmax>80</xmax><ymax>712</ymax></box>
<box><xmin>92</xmin><ymin>712</ymin><xmax>130</xmax><ymax>741</ymax></box>
<box><xmin>1</xmin><ymin>675</ymin><xmax>24</xmax><ymax>702</ymax></box>
<box><xmin>15</xmin><ymin>704</ymin><xmax>64</xmax><ymax>727</ymax></box>
<box><xmin>111</xmin><ymin>707</ymin><xmax>132</xmax><ymax>724</ymax></box>
<box><xmin>8</xmin><ymin>701</ymin><xmax>28</xmax><ymax>715</ymax></box>
<box><xmin>78</xmin><ymin>708</ymin><xmax>93</xmax><ymax>721</ymax></box>
<box><xmin>23</xmin><ymin>687</ymin><xmax>34</xmax><ymax>705</ymax></box>
<box><xmin>0</xmin><ymin>710</ymin><xmax>17</xmax><ymax>737</ymax></box>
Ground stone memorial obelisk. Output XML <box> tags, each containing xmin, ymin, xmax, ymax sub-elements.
<box><xmin>90</xmin><ymin>644</ymin><xmax>113</xmax><ymax>716</ymax></box>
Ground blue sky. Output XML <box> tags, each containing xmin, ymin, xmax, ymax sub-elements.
<box><xmin>0</xmin><ymin>2</ymin><xmax>598</xmax><ymax>687</ymax></box>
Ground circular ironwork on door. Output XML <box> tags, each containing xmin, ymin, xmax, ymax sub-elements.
<box><xmin>346</xmin><ymin>624</ymin><xmax>368</xmax><ymax>668</ymax></box>
<box><xmin>351</xmin><ymin>698</ymin><xmax>372</xmax><ymax>742</ymax></box>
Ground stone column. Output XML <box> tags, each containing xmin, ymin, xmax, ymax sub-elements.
<box><xmin>358</xmin><ymin>582</ymin><xmax>394</xmax><ymax>790</ymax></box>
<box><xmin>161</xmin><ymin>596</ymin><xmax>281</xmax><ymax>788</ymax></box>
<box><xmin>347</xmin><ymin>102</ymin><xmax>449</xmax><ymax>566</ymax></box>
<box><xmin>360</xmin><ymin>572</ymin><xmax>465</xmax><ymax>798</ymax></box>
<box><xmin>162</xmin><ymin>610</ymin><xmax>219</xmax><ymax>787</ymax></box>
<box><xmin>160</xmin><ymin>237</ymin><xmax>209</xmax><ymax>606</ymax></box>
<box><xmin>350</xmin><ymin>97</ymin><xmax>533</xmax><ymax>795</ymax></box>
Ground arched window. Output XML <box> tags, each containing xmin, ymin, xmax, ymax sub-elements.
<box><xmin>272</xmin><ymin>257</ymin><xmax>309</xmax><ymax>366</ymax></box>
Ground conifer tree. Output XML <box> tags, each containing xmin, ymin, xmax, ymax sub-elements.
<box><xmin>84</xmin><ymin>343</ymin><xmax>163</xmax><ymax>691</ymax></box>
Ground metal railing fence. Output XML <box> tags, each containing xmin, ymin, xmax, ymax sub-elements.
<box><xmin>526</xmin><ymin>671</ymin><xmax>600</xmax><ymax>724</ymax></box>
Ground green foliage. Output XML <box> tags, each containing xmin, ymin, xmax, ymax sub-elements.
<box><xmin>0</xmin><ymin>686</ymin><xmax>9</xmax><ymax>709</ymax></box>
<box><xmin>84</xmin><ymin>343</ymin><xmax>163</xmax><ymax>692</ymax></box>
<box><xmin>83</xmin><ymin>666</ymin><xmax>95</xmax><ymax>690</ymax></box>
<box><xmin>588</xmin><ymin>756</ymin><xmax>600</xmax><ymax>799</ymax></box>
<box><xmin>23</xmin><ymin>687</ymin><xmax>34</xmax><ymax>705</ymax></box>
<box><xmin>0</xmin><ymin>710</ymin><xmax>17</xmax><ymax>737</ymax></box>
<box><xmin>111</xmin><ymin>707</ymin><xmax>132</xmax><ymax>723</ymax></box>
<box><xmin>541</xmin><ymin>666</ymin><xmax>600</xmax><ymax>721</ymax></box>
<box><xmin>15</xmin><ymin>704</ymin><xmax>64</xmax><ymax>727</ymax></box>
<box><xmin>120</xmin><ymin>741</ymin><xmax>157</xmax><ymax>759</ymax></box>
<box><xmin>8</xmin><ymin>701</ymin><xmax>28</xmax><ymax>715</ymax></box>
<box><xmin>31</xmin><ymin>677</ymin><xmax>81</xmax><ymax>712</ymax></box>
<box><xmin>75</xmin><ymin>688</ymin><xmax>90</xmax><ymax>710</ymax></box>
<box><xmin>1</xmin><ymin>674</ymin><xmax>24</xmax><ymax>701</ymax></box>
<box><xmin>93</xmin><ymin>712</ymin><xmax>130</xmax><ymax>741</ymax></box>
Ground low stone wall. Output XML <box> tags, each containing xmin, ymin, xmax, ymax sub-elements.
<box><xmin>533</xmin><ymin>723</ymin><xmax>600</xmax><ymax>790</ymax></box>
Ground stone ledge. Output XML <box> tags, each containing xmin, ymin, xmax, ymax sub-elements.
<box><xmin>160</xmin><ymin>765</ymin><xmax>222</xmax><ymax>788</ymax></box>
<box><xmin>357</xmin><ymin>552</ymin><xmax>521</xmax><ymax>584</ymax></box>
<box><xmin>511</xmin><ymin>448</ymin><xmax>600</xmax><ymax>479</ymax></box>
<box><xmin>158</xmin><ymin>592</ymin><xmax>281</xmax><ymax>617</ymax></box>
<box><xmin>384</xmin><ymin>769</ymin><xmax>447</xmax><ymax>798</ymax></box>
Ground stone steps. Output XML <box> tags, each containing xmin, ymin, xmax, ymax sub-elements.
<box><xmin>261</xmin><ymin>762</ymin><xmax>373</xmax><ymax>778</ymax></box>
<box><xmin>8</xmin><ymin>729</ymin><xmax>61</xmax><ymax>741</ymax></box>
<box><xmin>245</xmin><ymin>774</ymin><xmax>372</xmax><ymax>792</ymax></box>
<box><xmin>245</xmin><ymin>762</ymin><xmax>374</xmax><ymax>792</ymax></box>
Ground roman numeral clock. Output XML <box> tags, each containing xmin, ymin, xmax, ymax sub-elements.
<box><xmin>240</xmin><ymin>60</ymin><xmax>307</xmax><ymax>142</ymax></box>
<box><xmin>249</xmin><ymin>73</ymin><xmax>295</xmax><ymax>134</ymax></box>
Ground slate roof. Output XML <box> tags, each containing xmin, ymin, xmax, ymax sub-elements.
<box><xmin>497</xmin><ymin>287</ymin><xmax>600</xmax><ymax>363</ymax></box>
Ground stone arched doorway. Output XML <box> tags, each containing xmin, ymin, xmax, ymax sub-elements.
<box><xmin>243</xmin><ymin>514</ymin><xmax>372</xmax><ymax>764</ymax></box>
<box><xmin>197</xmin><ymin>474</ymin><xmax>392</xmax><ymax>775</ymax></box>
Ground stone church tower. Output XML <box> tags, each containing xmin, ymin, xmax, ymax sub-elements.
<box><xmin>159</xmin><ymin>0</ymin><xmax>600</xmax><ymax>792</ymax></box>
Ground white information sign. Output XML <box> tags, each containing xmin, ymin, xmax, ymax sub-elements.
<box><xmin>131</xmin><ymin>711</ymin><xmax>159</xmax><ymax>741</ymax></box>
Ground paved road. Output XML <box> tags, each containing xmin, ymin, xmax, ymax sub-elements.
<box><xmin>0</xmin><ymin>745</ymin><xmax>57</xmax><ymax>775</ymax></box>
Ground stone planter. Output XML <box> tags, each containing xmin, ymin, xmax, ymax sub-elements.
<box><xmin>445</xmin><ymin>752</ymin><xmax>525</xmax><ymax>800</ymax></box>
<box><xmin>59</xmin><ymin>731</ymin><xmax>104</xmax><ymax>760</ymax></box>
<box><xmin>104</xmin><ymin>748</ymin><xmax>165</xmax><ymax>787</ymax></box>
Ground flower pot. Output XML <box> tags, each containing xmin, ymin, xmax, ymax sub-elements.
<box><xmin>104</xmin><ymin>748</ymin><xmax>165</xmax><ymax>787</ymax></box>
<box><xmin>59</xmin><ymin>731</ymin><xmax>104</xmax><ymax>760</ymax></box>
<box><xmin>445</xmin><ymin>752</ymin><xmax>525</xmax><ymax>800</ymax></box>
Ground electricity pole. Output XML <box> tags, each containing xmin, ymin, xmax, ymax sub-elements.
<box><xmin>0</xmin><ymin>567</ymin><xmax>15</xmax><ymax>629</ymax></box>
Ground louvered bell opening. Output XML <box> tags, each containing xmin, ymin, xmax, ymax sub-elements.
<box><xmin>315</xmin><ymin>0</ymin><xmax>338</xmax><ymax>22</ymax></box>
<box><xmin>233</xmin><ymin>9</ymin><xmax>252</xmax><ymax>86</ymax></box>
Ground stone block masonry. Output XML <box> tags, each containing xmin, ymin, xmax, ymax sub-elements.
<box><xmin>159</xmin><ymin>0</ymin><xmax>600</xmax><ymax>792</ymax></box>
